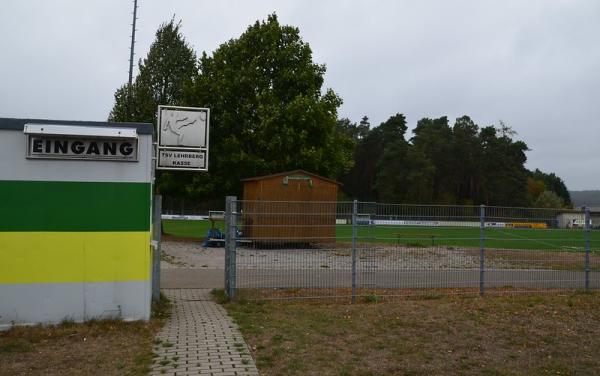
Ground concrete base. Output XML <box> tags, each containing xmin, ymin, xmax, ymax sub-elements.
<box><xmin>0</xmin><ymin>280</ymin><xmax>150</xmax><ymax>329</ymax></box>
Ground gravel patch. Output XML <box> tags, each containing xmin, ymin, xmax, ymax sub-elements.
<box><xmin>162</xmin><ymin>241</ymin><xmax>514</xmax><ymax>271</ymax></box>
<box><xmin>161</xmin><ymin>240</ymin><xmax>224</xmax><ymax>269</ymax></box>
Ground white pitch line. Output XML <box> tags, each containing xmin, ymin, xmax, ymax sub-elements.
<box><xmin>495</xmin><ymin>229</ymin><xmax>580</xmax><ymax>251</ymax></box>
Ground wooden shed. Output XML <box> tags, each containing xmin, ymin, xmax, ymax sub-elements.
<box><xmin>241</xmin><ymin>170</ymin><xmax>340</xmax><ymax>243</ymax></box>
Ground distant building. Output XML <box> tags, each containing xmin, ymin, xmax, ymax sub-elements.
<box><xmin>591</xmin><ymin>207</ymin><xmax>600</xmax><ymax>229</ymax></box>
<box><xmin>556</xmin><ymin>208</ymin><xmax>600</xmax><ymax>229</ymax></box>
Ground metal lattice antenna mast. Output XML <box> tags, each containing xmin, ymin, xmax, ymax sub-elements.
<box><xmin>128</xmin><ymin>0</ymin><xmax>138</xmax><ymax>87</ymax></box>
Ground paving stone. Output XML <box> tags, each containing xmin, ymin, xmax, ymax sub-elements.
<box><xmin>149</xmin><ymin>289</ymin><xmax>259</xmax><ymax>376</ymax></box>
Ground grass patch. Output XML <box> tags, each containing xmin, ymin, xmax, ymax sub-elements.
<box><xmin>0</xmin><ymin>293</ymin><xmax>171</xmax><ymax>376</ymax></box>
<box><xmin>219</xmin><ymin>292</ymin><xmax>600</xmax><ymax>375</ymax></box>
<box><xmin>0</xmin><ymin>340</ymin><xmax>33</xmax><ymax>354</ymax></box>
<box><xmin>363</xmin><ymin>293</ymin><xmax>381</xmax><ymax>303</ymax></box>
<box><xmin>163</xmin><ymin>219</ymin><xmax>217</xmax><ymax>240</ymax></box>
<box><xmin>152</xmin><ymin>292</ymin><xmax>172</xmax><ymax>321</ymax></box>
<box><xmin>165</xmin><ymin>219</ymin><xmax>600</xmax><ymax>252</ymax></box>
<box><xmin>211</xmin><ymin>288</ymin><xmax>229</xmax><ymax>304</ymax></box>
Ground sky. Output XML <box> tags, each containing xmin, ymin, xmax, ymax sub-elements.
<box><xmin>1</xmin><ymin>0</ymin><xmax>599</xmax><ymax>190</ymax></box>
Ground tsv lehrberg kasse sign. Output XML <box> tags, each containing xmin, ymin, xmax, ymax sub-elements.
<box><xmin>157</xmin><ymin>106</ymin><xmax>209</xmax><ymax>171</ymax></box>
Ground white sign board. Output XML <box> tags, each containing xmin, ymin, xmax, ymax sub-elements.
<box><xmin>24</xmin><ymin>124</ymin><xmax>138</xmax><ymax>162</ymax></box>
<box><xmin>156</xmin><ymin>106</ymin><xmax>209</xmax><ymax>171</ymax></box>
<box><xmin>158</xmin><ymin>149</ymin><xmax>206</xmax><ymax>169</ymax></box>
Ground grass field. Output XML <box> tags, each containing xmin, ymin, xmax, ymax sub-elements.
<box><xmin>163</xmin><ymin>219</ymin><xmax>599</xmax><ymax>251</ymax></box>
<box><xmin>339</xmin><ymin>225</ymin><xmax>600</xmax><ymax>251</ymax></box>
<box><xmin>163</xmin><ymin>219</ymin><xmax>218</xmax><ymax>239</ymax></box>
<box><xmin>215</xmin><ymin>290</ymin><xmax>600</xmax><ymax>375</ymax></box>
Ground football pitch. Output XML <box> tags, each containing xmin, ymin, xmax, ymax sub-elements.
<box><xmin>338</xmin><ymin>225</ymin><xmax>600</xmax><ymax>251</ymax></box>
<box><xmin>163</xmin><ymin>219</ymin><xmax>599</xmax><ymax>251</ymax></box>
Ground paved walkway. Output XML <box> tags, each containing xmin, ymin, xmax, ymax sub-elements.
<box><xmin>150</xmin><ymin>289</ymin><xmax>259</xmax><ymax>376</ymax></box>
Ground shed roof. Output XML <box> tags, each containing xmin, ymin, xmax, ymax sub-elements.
<box><xmin>241</xmin><ymin>170</ymin><xmax>341</xmax><ymax>186</ymax></box>
<box><xmin>0</xmin><ymin>117</ymin><xmax>154</xmax><ymax>135</ymax></box>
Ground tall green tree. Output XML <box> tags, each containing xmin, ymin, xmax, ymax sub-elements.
<box><xmin>530</xmin><ymin>169</ymin><xmax>572</xmax><ymax>207</ymax></box>
<box><xmin>109</xmin><ymin>19</ymin><xmax>197</xmax><ymax>125</ymax></box>
<box><xmin>109</xmin><ymin>19</ymin><xmax>198</xmax><ymax>198</ymax></box>
<box><xmin>535</xmin><ymin>190</ymin><xmax>565</xmax><ymax>208</ymax></box>
<box><xmin>190</xmin><ymin>14</ymin><xmax>355</xmax><ymax>196</ymax></box>
<box><xmin>372</xmin><ymin>114</ymin><xmax>410</xmax><ymax>202</ymax></box>
<box><xmin>478</xmin><ymin>125</ymin><xmax>529</xmax><ymax>206</ymax></box>
<box><xmin>410</xmin><ymin>117</ymin><xmax>456</xmax><ymax>203</ymax></box>
<box><xmin>340</xmin><ymin>115</ymin><xmax>544</xmax><ymax>207</ymax></box>
<box><xmin>451</xmin><ymin>116</ymin><xmax>482</xmax><ymax>204</ymax></box>
<box><xmin>340</xmin><ymin>114</ymin><xmax>411</xmax><ymax>201</ymax></box>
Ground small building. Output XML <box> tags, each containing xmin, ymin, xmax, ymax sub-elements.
<box><xmin>591</xmin><ymin>208</ymin><xmax>600</xmax><ymax>229</ymax></box>
<box><xmin>241</xmin><ymin>170</ymin><xmax>340</xmax><ymax>243</ymax></box>
<box><xmin>556</xmin><ymin>208</ymin><xmax>600</xmax><ymax>229</ymax></box>
<box><xmin>556</xmin><ymin>211</ymin><xmax>585</xmax><ymax>229</ymax></box>
<box><xmin>0</xmin><ymin>118</ymin><xmax>154</xmax><ymax>328</ymax></box>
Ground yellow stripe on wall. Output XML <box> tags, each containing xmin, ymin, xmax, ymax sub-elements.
<box><xmin>0</xmin><ymin>232</ymin><xmax>151</xmax><ymax>284</ymax></box>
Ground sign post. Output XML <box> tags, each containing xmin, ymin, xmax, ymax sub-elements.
<box><xmin>156</xmin><ymin>106</ymin><xmax>209</xmax><ymax>171</ymax></box>
<box><xmin>153</xmin><ymin>106</ymin><xmax>210</xmax><ymax>300</ymax></box>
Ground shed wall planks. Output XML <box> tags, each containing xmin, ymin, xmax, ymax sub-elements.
<box><xmin>242</xmin><ymin>171</ymin><xmax>339</xmax><ymax>242</ymax></box>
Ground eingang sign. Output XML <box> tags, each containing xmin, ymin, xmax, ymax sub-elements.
<box><xmin>24</xmin><ymin>124</ymin><xmax>138</xmax><ymax>161</ymax></box>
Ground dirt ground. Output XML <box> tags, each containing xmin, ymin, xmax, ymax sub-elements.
<box><xmin>161</xmin><ymin>239</ymin><xmax>224</xmax><ymax>269</ymax></box>
<box><xmin>0</xmin><ymin>321</ymin><xmax>157</xmax><ymax>376</ymax></box>
<box><xmin>161</xmin><ymin>240</ymin><xmax>596</xmax><ymax>271</ymax></box>
<box><xmin>0</xmin><ymin>295</ymin><xmax>170</xmax><ymax>376</ymax></box>
<box><xmin>221</xmin><ymin>291</ymin><xmax>600</xmax><ymax>375</ymax></box>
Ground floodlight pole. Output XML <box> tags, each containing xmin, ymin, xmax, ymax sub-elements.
<box><xmin>128</xmin><ymin>0</ymin><xmax>139</xmax><ymax>88</ymax></box>
<box><xmin>351</xmin><ymin>200</ymin><xmax>358</xmax><ymax>303</ymax></box>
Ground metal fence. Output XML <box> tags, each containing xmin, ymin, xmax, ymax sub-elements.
<box><xmin>162</xmin><ymin>196</ymin><xmax>224</xmax><ymax>216</ymax></box>
<box><xmin>223</xmin><ymin>197</ymin><xmax>599</xmax><ymax>301</ymax></box>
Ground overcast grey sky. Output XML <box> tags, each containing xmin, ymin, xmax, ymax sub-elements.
<box><xmin>1</xmin><ymin>1</ymin><xmax>599</xmax><ymax>189</ymax></box>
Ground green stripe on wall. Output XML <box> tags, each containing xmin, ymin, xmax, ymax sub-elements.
<box><xmin>0</xmin><ymin>180</ymin><xmax>150</xmax><ymax>232</ymax></box>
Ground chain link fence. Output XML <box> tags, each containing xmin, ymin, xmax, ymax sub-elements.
<box><xmin>162</xmin><ymin>196</ymin><xmax>224</xmax><ymax>216</ymax></box>
<box><xmin>223</xmin><ymin>197</ymin><xmax>599</xmax><ymax>301</ymax></box>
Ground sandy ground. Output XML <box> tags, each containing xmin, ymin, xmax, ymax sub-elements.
<box><xmin>160</xmin><ymin>240</ymin><xmax>516</xmax><ymax>271</ymax></box>
<box><xmin>160</xmin><ymin>241</ymin><xmax>598</xmax><ymax>290</ymax></box>
<box><xmin>161</xmin><ymin>240</ymin><xmax>224</xmax><ymax>269</ymax></box>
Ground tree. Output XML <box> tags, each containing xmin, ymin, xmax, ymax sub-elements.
<box><xmin>109</xmin><ymin>19</ymin><xmax>198</xmax><ymax>198</ymax></box>
<box><xmin>340</xmin><ymin>114</ymin><xmax>409</xmax><ymax>201</ymax></box>
<box><xmin>451</xmin><ymin>116</ymin><xmax>482</xmax><ymax>204</ymax></box>
<box><xmin>530</xmin><ymin>169</ymin><xmax>572</xmax><ymax>207</ymax></box>
<box><xmin>340</xmin><ymin>111</ymin><xmax>570</xmax><ymax>208</ymax></box>
<box><xmin>372</xmin><ymin>114</ymin><xmax>410</xmax><ymax>202</ymax></box>
<box><xmin>109</xmin><ymin>19</ymin><xmax>197</xmax><ymax>125</ymax></box>
<box><xmin>479</xmin><ymin>125</ymin><xmax>529</xmax><ymax>206</ymax></box>
<box><xmin>337</xmin><ymin>116</ymin><xmax>370</xmax><ymax>141</ymax></box>
<box><xmin>190</xmin><ymin>14</ymin><xmax>354</xmax><ymax>196</ymax></box>
<box><xmin>339</xmin><ymin>119</ymin><xmax>380</xmax><ymax>200</ymax></box>
<box><xmin>357</xmin><ymin>116</ymin><xmax>371</xmax><ymax>140</ymax></box>
<box><xmin>403</xmin><ymin>147</ymin><xmax>436</xmax><ymax>203</ymax></box>
<box><xmin>535</xmin><ymin>190</ymin><xmax>565</xmax><ymax>209</ymax></box>
<box><xmin>410</xmin><ymin>117</ymin><xmax>456</xmax><ymax>203</ymax></box>
<box><xmin>526</xmin><ymin>176</ymin><xmax>546</xmax><ymax>202</ymax></box>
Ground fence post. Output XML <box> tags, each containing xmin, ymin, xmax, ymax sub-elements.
<box><xmin>151</xmin><ymin>194</ymin><xmax>162</xmax><ymax>302</ymax></box>
<box><xmin>225</xmin><ymin>196</ymin><xmax>237</xmax><ymax>299</ymax></box>
<box><xmin>479</xmin><ymin>205</ymin><xmax>485</xmax><ymax>296</ymax></box>
<box><xmin>584</xmin><ymin>206</ymin><xmax>591</xmax><ymax>291</ymax></box>
<box><xmin>351</xmin><ymin>200</ymin><xmax>358</xmax><ymax>303</ymax></box>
